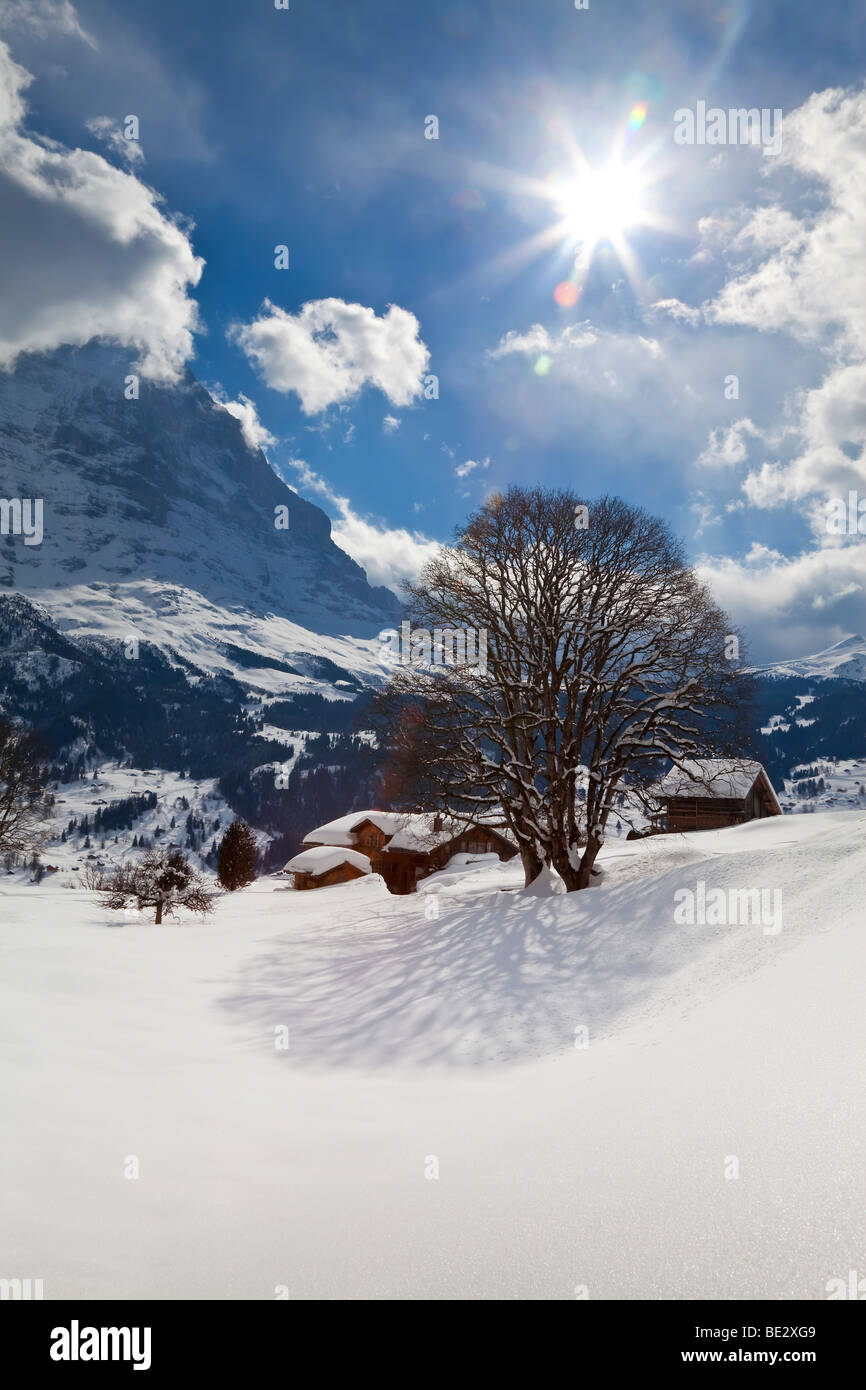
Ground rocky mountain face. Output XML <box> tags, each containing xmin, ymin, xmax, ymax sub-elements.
<box><xmin>0</xmin><ymin>342</ymin><xmax>399</xmax><ymax>644</ymax></box>
<box><xmin>0</xmin><ymin>343</ymin><xmax>399</xmax><ymax>861</ymax></box>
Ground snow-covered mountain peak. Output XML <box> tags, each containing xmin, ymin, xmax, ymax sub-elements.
<box><xmin>754</xmin><ymin>634</ymin><xmax>866</xmax><ymax>685</ymax></box>
<box><xmin>0</xmin><ymin>342</ymin><xmax>401</xmax><ymax>685</ymax></box>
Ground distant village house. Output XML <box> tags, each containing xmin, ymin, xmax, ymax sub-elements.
<box><xmin>285</xmin><ymin>810</ymin><xmax>517</xmax><ymax>894</ymax></box>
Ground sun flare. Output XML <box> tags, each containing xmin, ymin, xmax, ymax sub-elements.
<box><xmin>552</xmin><ymin>161</ymin><xmax>646</xmax><ymax>249</ymax></box>
<box><xmin>442</xmin><ymin>112</ymin><xmax>675</xmax><ymax>306</ymax></box>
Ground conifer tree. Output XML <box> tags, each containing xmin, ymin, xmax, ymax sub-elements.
<box><xmin>217</xmin><ymin>820</ymin><xmax>257</xmax><ymax>891</ymax></box>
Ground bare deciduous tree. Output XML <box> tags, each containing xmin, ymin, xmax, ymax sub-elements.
<box><xmin>0</xmin><ymin>718</ymin><xmax>50</xmax><ymax>857</ymax></box>
<box><xmin>87</xmin><ymin>848</ymin><xmax>219</xmax><ymax>924</ymax></box>
<box><xmin>375</xmin><ymin>488</ymin><xmax>754</xmax><ymax>891</ymax></box>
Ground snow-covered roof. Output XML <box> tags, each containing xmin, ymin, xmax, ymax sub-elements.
<box><xmin>387</xmin><ymin>814</ymin><xmax>465</xmax><ymax>853</ymax></box>
<box><xmin>284</xmin><ymin>846</ymin><xmax>371</xmax><ymax>876</ymax></box>
<box><xmin>304</xmin><ymin>810</ymin><xmax>514</xmax><ymax>855</ymax></box>
<box><xmin>658</xmin><ymin>759</ymin><xmax>779</xmax><ymax>807</ymax></box>
<box><xmin>302</xmin><ymin>810</ymin><xmax>405</xmax><ymax>848</ymax></box>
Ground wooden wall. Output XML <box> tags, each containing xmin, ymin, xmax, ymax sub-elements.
<box><xmin>294</xmin><ymin>862</ymin><xmax>368</xmax><ymax>890</ymax></box>
<box><xmin>664</xmin><ymin>797</ymin><xmax>745</xmax><ymax>833</ymax></box>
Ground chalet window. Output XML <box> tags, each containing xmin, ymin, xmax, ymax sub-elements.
<box><xmin>360</xmin><ymin>832</ymin><xmax>379</xmax><ymax>847</ymax></box>
<box><xmin>466</xmin><ymin>839</ymin><xmax>488</xmax><ymax>854</ymax></box>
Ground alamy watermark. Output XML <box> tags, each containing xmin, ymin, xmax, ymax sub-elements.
<box><xmin>673</xmin><ymin>102</ymin><xmax>782</xmax><ymax>157</ymax></box>
<box><xmin>1</xmin><ymin>1277</ymin><xmax>44</xmax><ymax>1299</ymax></box>
<box><xmin>0</xmin><ymin>497</ymin><xmax>43</xmax><ymax>545</ymax></box>
<box><xmin>50</xmin><ymin>1322</ymin><xmax>151</xmax><ymax>1371</ymax></box>
<box><xmin>826</xmin><ymin>491</ymin><xmax>866</xmax><ymax>535</ymax></box>
<box><xmin>379</xmin><ymin>621</ymin><xmax>488</xmax><ymax>674</ymax></box>
<box><xmin>674</xmin><ymin>880</ymin><xmax>782</xmax><ymax>935</ymax></box>
<box><xmin>826</xmin><ymin>1269</ymin><xmax>866</xmax><ymax>1299</ymax></box>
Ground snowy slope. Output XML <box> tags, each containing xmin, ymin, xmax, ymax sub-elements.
<box><xmin>23</xmin><ymin>763</ymin><xmax>247</xmax><ymax>884</ymax></box>
<box><xmin>1</xmin><ymin>810</ymin><xmax>864</xmax><ymax>1299</ymax></box>
<box><xmin>778</xmin><ymin>757</ymin><xmax>866</xmax><ymax>814</ymax></box>
<box><xmin>0</xmin><ymin>346</ymin><xmax>393</xmax><ymax>838</ymax></box>
<box><xmin>20</xmin><ymin>580</ymin><xmax>388</xmax><ymax>695</ymax></box>
<box><xmin>0</xmin><ymin>343</ymin><xmax>398</xmax><ymax>695</ymax></box>
<box><xmin>754</xmin><ymin>664</ymin><xmax>866</xmax><ymax>787</ymax></box>
<box><xmin>754</xmin><ymin>634</ymin><xmax>866</xmax><ymax>684</ymax></box>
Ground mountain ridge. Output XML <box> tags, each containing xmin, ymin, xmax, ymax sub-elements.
<box><xmin>0</xmin><ymin>342</ymin><xmax>400</xmax><ymax>679</ymax></box>
<box><xmin>0</xmin><ymin>343</ymin><xmax>396</xmax><ymax>862</ymax></box>
<box><xmin>752</xmin><ymin>634</ymin><xmax>866</xmax><ymax>686</ymax></box>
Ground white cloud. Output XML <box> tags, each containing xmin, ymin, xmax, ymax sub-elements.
<box><xmin>703</xmin><ymin>87</ymin><xmax>866</xmax><ymax>510</ymax></box>
<box><xmin>650</xmin><ymin>298</ymin><xmax>701</xmax><ymax>326</ymax></box>
<box><xmin>696</xmin><ymin>418</ymin><xmax>762</xmax><ymax>469</ymax></box>
<box><xmin>690</xmin><ymin>496</ymin><xmax>722</xmax><ymax>537</ymax></box>
<box><xmin>333</xmin><ymin>510</ymin><xmax>439</xmax><ymax>596</ymax></box>
<box><xmin>0</xmin><ymin>42</ymin><xmax>203</xmax><ymax>381</ymax></box>
<box><xmin>488</xmin><ymin>321</ymin><xmax>661</xmax><ymax>386</ymax></box>
<box><xmin>741</xmin><ymin>362</ymin><xmax>866</xmax><ymax>509</ymax></box>
<box><xmin>697</xmin><ymin>543</ymin><xmax>866</xmax><ymax>659</ymax></box>
<box><xmin>744</xmin><ymin>542</ymin><xmax>785</xmax><ymax>565</ymax></box>
<box><xmin>85</xmin><ymin>115</ymin><xmax>143</xmax><ymax>165</ymax></box>
<box><xmin>211</xmin><ymin>390</ymin><xmax>276</xmax><ymax>452</ymax></box>
<box><xmin>489</xmin><ymin>324</ymin><xmax>553</xmax><ymax>359</ymax></box>
<box><xmin>455</xmin><ymin>457</ymin><xmax>490</xmax><ymax>478</ymax></box>
<box><xmin>232</xmin><ymin>297</ymin><xmax>430</xmax><ymax>416</ymax></box>
<box><xmin>489</xmin><ymin>322</ymin><xmax>600</xmax><ymax>362</ymax></box>
<box><xmin>707</xmin><ymin>89</ymin><xmax>866</xmax><ymax>354</ymax></box>
<box><xmin>0</xmin><ymin>0</ymin><xmax>95</xmax><ymax>47</ymax></box>
<box><xmin>483</xmin><ymin>313</ymin><xmax>741</xmax><ymax>473</ymax></box>
<box><xmin>669</xmin><ymin>82</ymin><xmax>866</xmax><ymax>651</ymax></box>
<box><xmin>382</xmin><ymin>414</ymin><xmax>400</xmax><ymax>434</ymax></box>
<box><xmin>285</xmin><ymin>458</ymin><xmax>439</xmax><ymax>593</ymax></box>
<box><xmin>487</xmin><ymin>318</ymin><xmax>675</xmax><ymax>427</ymax></box>
<box><xmin>689</xmin><ymin>212</ymin><xmax>744</xmax><ymax>265</ymax></box>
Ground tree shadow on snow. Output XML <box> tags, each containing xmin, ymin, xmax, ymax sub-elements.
<box><xmin>217</xmin><ymin>876</ymin><xmax>698</xmax><ymax>1070</ymax></box>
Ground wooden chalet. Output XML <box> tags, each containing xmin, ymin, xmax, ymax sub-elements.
<box><xmin>284</xmin><ymin>845</ymin><xmax>372</xmax><ymax>891</ymax></box>
<box><xmin>291</xmin><ymin>810</ymin><xmax>517</xmax><ymax>895</ymax></box>
<box><xmin>656</xmin><ymin>759</ymin><xmax>782</xmax><ymax>833</ymax></box>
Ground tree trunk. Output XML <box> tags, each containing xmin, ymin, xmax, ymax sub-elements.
<box><xmin>521</xmin><ymin>844</ymin><xmax>546</xmax><ymax>886</ymax></box>
<box><xmin>576</xmin><ymin>837</ymin><xmax>602</xmax><ymax>890</ymax></box>
<box><xmin>553</xmin><ymin>836</ymin><xmax>601</xmax><ymax>891</ymax></box>
<box><xmin>154</xmin><ymin>901</ymin><xmax>163</xmax><ymax>925</ymax></box>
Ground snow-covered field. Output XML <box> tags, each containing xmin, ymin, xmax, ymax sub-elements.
<box><xmin>779</xmin><ymin>757</ymin><xmax>866</xmax><ymax>814</ymax></box>
<box><xmin>21</xmin><ymin>764</ymin><xmax>241</xmax><ymax>883</ymax></box>
<box><xmin>1</xmin><ymin>811</ymin><xmax>864</xmax><ymax>1299</ymax></box>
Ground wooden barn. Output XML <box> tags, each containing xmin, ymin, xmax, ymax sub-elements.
<box><xmin>284</xmin><ymin>845</ymin><xmax>372</xmax><ymax>891</ymax></box>
<box><xmin>292</xmin><ymin>810</ymin><xmax>517</xmax><ymax>895</ymax></box>
<box><xmin>656</xmin><ymin>759</ymin><xmax>782</xmax><ymax>833</ymax></box>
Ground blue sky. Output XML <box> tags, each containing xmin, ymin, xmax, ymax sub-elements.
<box><xmin>1</xmin><ymin>0</ymin><xmax>865</xmax><ymax>659</ymax></box>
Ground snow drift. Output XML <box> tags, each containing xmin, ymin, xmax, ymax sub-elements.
<box><xmin>0</xmin><ymin>810</ymin><xmax>864</xmax><ymax>1299</ymax></box>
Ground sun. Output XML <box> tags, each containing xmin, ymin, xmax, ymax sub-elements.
<box><xmin>552</xmin><ymin>161</ymin><xmax>646</xmax><ymax>249</ymax></box>
<box><xmin>438</xmin><ymin>114</ymin><xmax>676</xmax><ymax>306</ymax></box>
